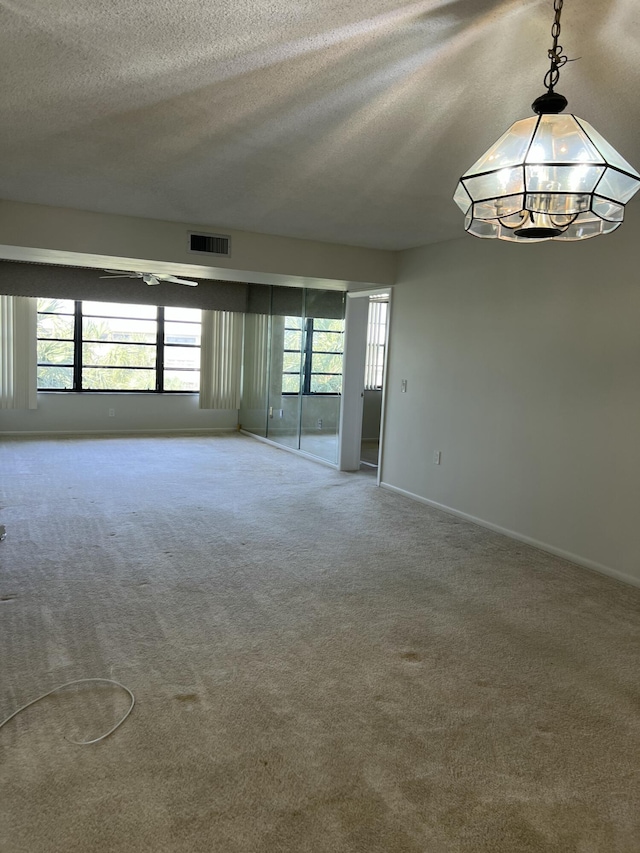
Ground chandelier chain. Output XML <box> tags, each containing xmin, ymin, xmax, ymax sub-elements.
<box><xmin>544</xmin><ymin>0</ymin><xmax>568</xmax><ymax>92</ymax></box>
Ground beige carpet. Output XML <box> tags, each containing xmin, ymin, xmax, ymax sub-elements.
<box><xmin>0</xmin><ymin>434</ymin><xmax>639</xmax><ymax>853</ymax></box>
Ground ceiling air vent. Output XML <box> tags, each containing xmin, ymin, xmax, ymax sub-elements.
<box><xmin>188</xmin><ymin>231</ymin><xmax>231</xmax><ymax>257</ymax></box>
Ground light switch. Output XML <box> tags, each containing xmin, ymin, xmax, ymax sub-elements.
<box><xmin>401</xmin><ymin>379</ymin><xmax>408</xmax><ymax>393</ymax></box>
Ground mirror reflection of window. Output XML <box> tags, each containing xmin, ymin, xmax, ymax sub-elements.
<box><xmin>239</xmin><ymin>285</ymin><xmax>345</xmax><ymax>464</ymax></box>
<box><xmin>299</xmin><ymin>290</ymin><xmax>345</xmax><ymax>464</ymax></box>
<box><xmin>282</xmin><ymin>315</ymin><xmax>303</xmax><ymax>394</ymax></box>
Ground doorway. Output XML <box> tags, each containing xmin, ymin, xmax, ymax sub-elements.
<box><xmin>360</xmin><ymin>295</ymin><xmax>389</xmax><ymax>471</ymax></box>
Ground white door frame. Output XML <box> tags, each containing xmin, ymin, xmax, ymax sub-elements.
<box><xmin>338</xmin><ymin>287</ymin><xmax>392</xmax><ymax>483</ymax></box>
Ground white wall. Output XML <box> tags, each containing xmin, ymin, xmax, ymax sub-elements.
<box><xmin>384</xmin><ymin>212</ymin><xmax>640</xmax><ymax>586</ymax></box>
<box><xmin>0</xmin><ymin>393</ymin><xmax>237</xmax><ymax>434</ymax></box>
<box><xmin>0</xmin><ymin>199</ymin><xmax>396</xmax><ymax>289</ymax></box>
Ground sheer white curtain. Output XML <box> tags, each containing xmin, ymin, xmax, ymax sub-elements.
<box><xmin>199</xmin><ymin>310</ymin><xmax>243</xmax><ymax>410</ymax></box>
<box><xmin>0</xmin><ymin>295</ymin><xmax>37</xmax><ymax>410</ymax></box>
<box><xmin>241</xmin><ymin>313</ymin><xmax>269</xmax><ymax>409</ymax></box>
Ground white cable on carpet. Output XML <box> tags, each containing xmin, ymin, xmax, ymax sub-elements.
<box><xmin>0</xmin><ymin>678</ymin><xmax>135</xmax><ymax>745</ymax></box>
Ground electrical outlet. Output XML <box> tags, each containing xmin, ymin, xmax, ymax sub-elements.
<box><xmin>433</xmin><ymin>450</ymin><xmax>441</xmax><ymax>465</ymax></box>
<box><xmin>317</xmin><ymin>419</ymin><xmax>323</xmax><ymax>430</ymax></box>
<box><xmin>108</xmin><ymin>408</ymin><xmax>115</xmax><ymax>417</ymax></box>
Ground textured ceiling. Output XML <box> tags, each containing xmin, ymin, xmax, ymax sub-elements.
<box><xmin>1</xmin><ymin>0</ymin><xmax>639</xmax><ymax>250</ymax></box>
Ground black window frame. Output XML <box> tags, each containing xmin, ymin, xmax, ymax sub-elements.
<box><xmin>281</xmin><ymin>316</ymin><xmax>344</xmax><ymax>396</ymax></box>
<box><xmin>281</xmin><ymin>317</ymin><xmax>304</xmax><ymax>395</ymax></box>
<box><xmin>37</xmin><ymin>299</ymin><xmax>201</xmax><ymax>393</ymax></box>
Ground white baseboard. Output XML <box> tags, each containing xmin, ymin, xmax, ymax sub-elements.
<box><xmin>379</xmin><ymin>481</ymin><xmax>640</xmax><ymax>590</ymax></box>
<box><xmin>0</xmin><ymin>428</ymin><xmax>237</xmax><ymax>437</ymax></box>
<box><xmin>266</xmin><ymin>429</ymin><xmax>339</xmax><ymax>437</ymax></box>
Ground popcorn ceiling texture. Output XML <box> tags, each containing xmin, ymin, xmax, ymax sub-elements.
<box><xmin>0</xmin><ymin>0</ymin><xmax>638</xmax><ymax>249</ymax></box>
<box><xmin>1</xmin><ymin>434</ymin><xmax>639</xmax><ymax>852</ymax></box>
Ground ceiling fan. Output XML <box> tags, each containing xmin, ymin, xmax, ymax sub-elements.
<box><xmin>99</xmin><ymin>269</ymin><xmax>198</xmax><ymax>287</ymax></box>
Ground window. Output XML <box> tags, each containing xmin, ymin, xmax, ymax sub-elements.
<box><xmin>364</xmin><ymin>298</ymin><xmax>388</xmax><ymax>390</ymax></box>
<box><xmin>280</xmin><ymin>315</ymin><xmax>344</xmax><ymax>395</ymax></box>
<box><xmin>81</xmin><ymin>300</ymin><xmax>158</xmax><ymax>390</ymax></box>
<box><xmin>36</xmin><ymin>298</ymin><xmax>76</xmax><ymax>390</ymax></box>
<box><xmin>304</xmin><ymin>318</ymin><xmax>343</xmax><ymax>394</ymax></box>
<box><xmin>37</xmin><ymin>299</ymin><xmax>201</xmax><ymax>392</ymax></box>
<box><xmin>282</xmin><ymin>315</ymin><xmax>304</xmax><ymax>394</ymax></box>
<box><xmin>163</xmin><ymin>306</ymin><xmax>201</xmax><ymax>391</ymax></box>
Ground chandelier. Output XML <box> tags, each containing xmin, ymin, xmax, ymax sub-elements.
<box><xmin>454</xmin><ymin>0</ymin><xmax>640</xmax><ymax>242</ymax></box>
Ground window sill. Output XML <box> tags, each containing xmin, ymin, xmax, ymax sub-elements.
<box><xmin>37</xmin><ymin>390</ymin><xmax>200</xmax><ymax>395</ymax></box>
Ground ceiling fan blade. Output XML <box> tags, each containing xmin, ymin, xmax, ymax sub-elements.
<box><xmin>98</xmin><ymin>269</ymin><xmax>196</xmax><ymax>286</ymax></box>
<box><xmin>165</xmin><ymin>276</ymin><xmax>198</xmax><ymax>286</ymax></box>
